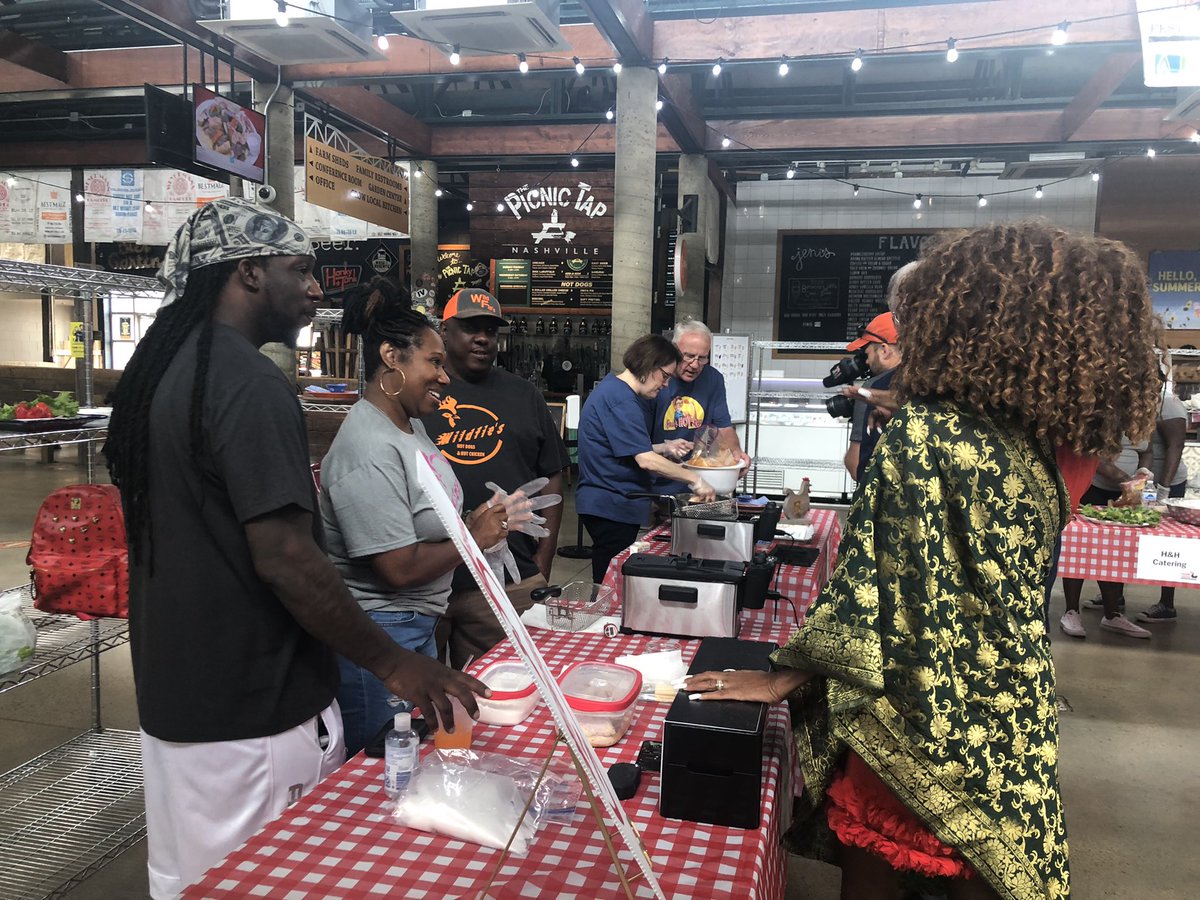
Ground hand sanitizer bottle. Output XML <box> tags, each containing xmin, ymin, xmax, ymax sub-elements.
<box><xmin>384</xmin><ymin>711</ymin><xmax>419</xmax><ymax>799</ymax></box>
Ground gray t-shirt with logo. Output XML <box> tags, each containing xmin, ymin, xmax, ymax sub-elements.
<box><xmin>320</xmin><ymin>401</ymin><xmax>462</xmax><ymax>616</ymax></box>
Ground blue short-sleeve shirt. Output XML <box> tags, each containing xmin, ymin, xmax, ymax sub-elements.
<box><xmin>576</xmin><ymin>373</ymin><xmax>656</xmax><ymax>524</ymax></box>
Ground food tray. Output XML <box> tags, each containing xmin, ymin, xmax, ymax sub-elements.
<box><xmin>1162</xmin><ymin>498</ymin><xmax>1200</xmax><ymax>527</ymax></box>
<box><xmin>1078</xmin><ymin>514</ymin><xmax>1158</xmax><ymax>528</ymax></box>
<box><xmin>543</xmin><ymin>582</ymin><xmax>616</xmax><ymax>632</ymax></box>
<box><xmin>0</xmin><ymin>415</ymin><xmax>99</xmax><ymax>433</ymax></box>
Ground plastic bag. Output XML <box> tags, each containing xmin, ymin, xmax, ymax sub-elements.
<box><xmin>686</xmin><ymin>424</ymin><xmax>738</xmax><ymax>468</ymax></box>
<box><xmin>1115</xmin><ymin>467</ymin><xmax>1155</xmax><ymax>508</ymax></box>
<box><xmin>391</xmin><ymin>750</ymin><xmax>580</xmax><ymax>853</ymax></box>
<box><xmin>0</xmin><ymin>591</ymin><xmax>37</xmax><ymax>675</ymax></box>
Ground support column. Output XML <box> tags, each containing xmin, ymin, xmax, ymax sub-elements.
<box><xmin>611</xmin><ymin>66</ymin><xmax>658</xmax><ymax>366</ymax></box>
<box><xmin>254</xmin><ymin>79</ymin><xmax>299</xmax><ymax>375</ymax></box>
<box><xmin>675</xmin><ymin>154</ymin><xmax>711</xmax><ymax>326</ymax></box>
<box><xmin>408</xmin><ymin>160</ymin><xmax>439</xmax><ymax>308</ymax></box>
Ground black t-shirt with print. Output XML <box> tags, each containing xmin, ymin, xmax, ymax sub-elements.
<box><xmin>130</xmin><ymin>323</ymin><xmax>337</xmax><ymax>743</ymax></box>
<box><xmin>421</xmin><ymin>368</ymin><xmax>571</xmax><ymax>591</ymax></box>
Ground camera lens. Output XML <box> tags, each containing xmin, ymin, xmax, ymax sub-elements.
<box><xmin>825</xmin><ymin>394</ymin><xmax>856</xmax><ymax>419</ymax></box>
<box><xmin>821</xmin><ymin>350</ymin><xmax>872</xmax><ymax>388</ymax></box>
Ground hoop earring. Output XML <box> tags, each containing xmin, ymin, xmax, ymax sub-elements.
<box><xmin>379</xmin><ymin>368</ymin><xmax>406</xmax><ymax>398</ymax></box>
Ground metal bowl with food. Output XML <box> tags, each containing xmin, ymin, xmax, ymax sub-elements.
<box><xmin>1162</xmin><ymin>497</ymin><xmax>1200</xmax><ymax>527</ymax></box>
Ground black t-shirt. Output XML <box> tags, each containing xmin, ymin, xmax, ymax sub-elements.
<box><xmin>421</xmin><ymin>368</ymin><xmax>571</xmax><ymax>590</ymax></box>
<box><xmin>129</xmin><ymin>323</ymin><xmax>337</xmax><ymax>742</ymax></box>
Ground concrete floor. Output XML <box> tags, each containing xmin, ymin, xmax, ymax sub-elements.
<box><xmin>1</xmin><ymin>447</ymin><xmax>1196</xmax><ymax>899</ymax></box>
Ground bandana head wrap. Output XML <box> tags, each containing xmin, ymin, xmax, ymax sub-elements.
<box><xmin>157</xmin><ymin>198</ymin><xmax>311</xmax><ymax>309</ymax></box>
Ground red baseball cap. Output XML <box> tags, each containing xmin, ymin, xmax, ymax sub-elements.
<box><xmin>846</xmin><ymin>312</ymin><xmax>898</xmax><ymax>351</ymax></box>
<box><xmin>442</xmin><ymin>288</ymin><xmax>506</xmax><ymax>324</ymax></box>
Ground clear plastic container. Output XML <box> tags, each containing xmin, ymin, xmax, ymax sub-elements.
<box><xmin>557</xmin><ymin>661</ymin><xmax>643</xmax><ymax>748</ymax></box>
<box><xmin>475</xmin><ymin>659</ymin><xmax>539</xmax><ymax>726</ymax></box>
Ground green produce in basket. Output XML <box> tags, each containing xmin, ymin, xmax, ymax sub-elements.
<box><xmin>1078</xmin><ymin>504</ymin><xmax>1162</xmax><ymax>526</ymax></box>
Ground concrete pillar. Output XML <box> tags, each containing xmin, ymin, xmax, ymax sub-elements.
<box><xmin>675</xmin><ymin>154</ymin><xmax>711</xmax><ymax>326</ymax></box>
<box><xmin>611</xmin><ymin>66</ymin><xmax>658</xmax><ymax>367</ymax></box>
<box><xmin>253</xmin><ymin>79</ymin><xmax>299</xmax><ymax>375</ymax></box>
<box><xmin>408</xmin><ymin>160</ymin><xmax>439</xmax><ymax>307</ymax></box>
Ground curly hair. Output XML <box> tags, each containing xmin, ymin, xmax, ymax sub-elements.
<box><xmin>892</xmin><ymin>222</ymin><xmax>1162</xmax><ymax>458</ymax></box>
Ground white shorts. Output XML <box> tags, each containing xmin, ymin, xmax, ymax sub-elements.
<box><xmin>140</xmin><ymin>701</ymin><xmax>345</xmax><ymax>899</ymax></box>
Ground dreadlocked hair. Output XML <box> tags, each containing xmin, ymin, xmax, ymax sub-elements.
<box><xmin>341</xmin><ymin>277</ymin><xmax>434</xmax><ymax>377</ymax></box>
<box><xmin>892</xmin><ymin>222</ymin><xmax>1163</xmax><ymax>459</ymax></box>
<box><xmin>104</xmin><ymin>259</ymin><xmax>240</xmax><ymax>563</ymax></box>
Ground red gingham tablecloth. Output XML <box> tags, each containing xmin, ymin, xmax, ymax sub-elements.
<box><xmin>602</xmin><ymin>507</ymin><xmax>842</xmax><ymax>637</ymax></box>
<box><xmin>1057</xmin><ymin>515</ymin><xmax>1200</xmax><ymax>588</ymax></box>
<box><xmin>186</xmin><ymin>630</ymin><xmax>795</xmax><ymax>900</ymax></box>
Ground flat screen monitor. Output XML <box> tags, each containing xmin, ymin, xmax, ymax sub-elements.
<box><xmin>192</xmin><ymin>84</ymin><xmax>266</xmax><ymax>184</ymax></box>
<box><xmin>144</xmin><ymin>84</ymin><xmax>228</xmax><ymax>183</ymax></box>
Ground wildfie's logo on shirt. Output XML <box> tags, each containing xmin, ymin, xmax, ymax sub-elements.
<box><xmin>435</xmin><ymin>396</ymin><xmax>505</xmax><ymax>465</ymax></box>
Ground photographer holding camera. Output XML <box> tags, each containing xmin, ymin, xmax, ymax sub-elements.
<box><xmin>837</xmin><ymin>312</ymin><xmax>902</xmax><ymax>482</ymax></box>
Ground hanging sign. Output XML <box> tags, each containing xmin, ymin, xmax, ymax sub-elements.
<box><xmin>36</xmin><ymin>174</ymin><xmax>73</xmax><ymax>244</ymax></box>
<box><xmin>1135</xmin><ymin>534</ymin><xmax>1200</xmax><ymax>584</ymax></box>
<box><xmin>304</xmin><ymin>137</ymin><xmax>409</xmax><ymax>235</ymax></box>
<box><xmin>1137</xmin><ymin>0</ymin><xmax>1200</xmax><ymax>87</ymax></box>
<box><xmin>69</xmin><ymin>322</ymin><xmax>86</xmax><ymax>359</ymax></box>
<box><xmin>1147</xmin><ymin>250</ymin><xmax>1200</xmax><ymax>330</ymax></box>
<box><xmin>82</xmin><ymin>169</ymin><xmax>144</xmax><ymax>243</ymax></box>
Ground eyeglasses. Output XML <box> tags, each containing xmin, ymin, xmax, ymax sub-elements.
<box><xmin>681</xmin><ymin>353</ymin><xmax>710</xmax><ymax>365</ymax></box>
<box><xmin>657</xmin><ymin>367</ymin><xmax>675</xmax><ymax>382</ymax></box>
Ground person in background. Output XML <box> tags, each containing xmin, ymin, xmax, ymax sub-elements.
<box><xmin>686</xmin><ymin>222</ymin><xmax>1163</xmax><ymax>900</ymax></box>
<box><xmin>422</xmin><ymin>288</ymin><xmax>570</xmax><ymax>668</ymax></box>
<box><xmin>651</xmin><ymin>318</ymin><xmax>750</xmax><ymax>487</ymax></box>
<box><xmin>1138</xmin><ymin>373</ymin><xmax>1189</xmax><ymax>624</ymax></box>
<box><xmin>1059</xmin><ymin>437</ymin><xmax>1154</xmax><ymax>640</ymax></box>
<box><xmin>577</xmin><ymin>334</ymin><xmax>716</xmax><ymax>583</ymax></box>
<box><xmin>841</xmin><ymin>311</ymin><xmax>902</xmax><ymax>482</ymax></box>
<box><xmin>319</xmin><ymin>281</ymin><xmax>508</xmax><ymax>756</ymax></box>
<box><xmin>104</xmin><ymin>200</ymin><xmax>490</xmax><ymax>898</ymax></box>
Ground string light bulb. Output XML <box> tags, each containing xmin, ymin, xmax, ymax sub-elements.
<box><xmin>721</xmin><ymin>135</ymin><xmax>732</xmax><ymax>148</ymax></box>
<box><xmin>465</xmin><ymin>201</ymin><xmax>473</xmax><ymax>211</ymax></box>
<box><xmin>712</xmin><ymin>58</ymin><xmax>723</xmax><ymax>77</ymax></box>
<box><xmin>605</xmin><ymin>107</ymin><xmax>614</xmax><ymax>121</ymax></box>
<box><xmin>658</xmin><ymin>58</ymin><xmax>668</xmax><ymax>75</ymax></box>
<box><xmin>573</xmin><ymin>56</ymin><xmax>585</xmax><ymax>76</ymax></box>
<box><xmin>1034</xmin><ymin>185</ymin><xmax>1044</xmax><ymax>199</ymax></box>
<box><xmin>655</xmin><ymin>98</ymin><xmax>664</xmax><ymax>111</ymax></box>
<box><xmin>517</xmin><ymin>53</ymin><xmax>528</xmax><ymax>74</ymax></box>
<box><xmin>570</xmin><ymin>156</ymin><xmax>580</xmax><ymax>167</ymax></box>
<box><xmin>977</xmin><ymin>194</ymin><xmax>988</xmax><ymax>207</ymax></box>
<box><xmin>449</xmin><ymin>44</ymin><xmax>461</xmax><ymax>66</ymax></box>
<box><xmin>1146</xmin><ymin>147</ymin><xmax>1156</xmax><ymax>158</ymax></box>
<box><xmin>1091</xmin><ymin>170</ymin><xmax>1100</xmax><ymax>182</ymax></box>
<box><xmin>778</xmin><ymin>55</ymin><xmax>790</xmax><ymax>77</ymax></box>
<box><xmin>4</xmin><ymin>177</ymin><xmax>15</xmax><ymax>187</ymax></box>
<box><xmin>1191</xmin><ymin>131</ymin><xmax>1200</xmax><ymax>143</ymax></box>
<box><xmin>412</xmin><ymin>168</ymin><xmax>421</xmax><ymax>178</ymax></box>
<box><xmin>612</xmin><ymin>61</ymin><xmax>622</xmax><ymax>74</ymax></box>
<box><xmin>913</xmin><ymin>194</ymin><xmax>923</xmax><ymax>210</ymax></box>
<box><xmin>851</xmin><ymin>50</ymin><xmax>863</xmax><ymax>73</ymax></box>
<box><xmin>1051</xmin><ymin>22</ymin><xmax>1070</xmax><ymax>46</ymax></box>
<box><xmin>496</xmin><ymin>203</ymin><xmax>505</xmax><ymax>212</ymax></box>
<box><xmin>786</xmin><ymin>166</ymin><xmax>796</xmax><ymax>179</ymax></box>
<box><xmin>376</xmin><ymin>33</ymin><xmax>388</xmax><ymax>51</ymax></box>
<box><xmin>946</xmin><ymin>39</ymin><xmax>959</xmax><ymax>63</ymax></box>
<box><xmin>852</xmin><ymin>184</ymin><xmax>860</xmax><ymax>196</ymax></box>
<box><xmin>434</xmin><ymin>188</ymin><xmax>443</xmax><ymax>198</ymax></box>
<box><xmin>74</xmin><ymin>193</ymin><xmax>84</xmax><ymax>203</ymax></box>
<box><xmin>144</xmin><ymin>202</ymin><xmax>155</xmax><ymax>213</ymax></box>
<box><xmin>275</xmin><ymin>1</ymin><xmax>288</xmax><ymax>27</ymax></box>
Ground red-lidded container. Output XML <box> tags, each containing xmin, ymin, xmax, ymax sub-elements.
<box><xmin>557</xmin><ymin>661</ymin><xmax>643</xmax><ymax>747</ymax></box>
<box><xmin>475</xmin><ymin>659</ymin><xmax>539</xmax><ymax>726</ymax></box>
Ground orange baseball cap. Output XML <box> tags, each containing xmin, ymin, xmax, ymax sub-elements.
<box><xmin>846</xmin><ymin>311</ymin><xmax>898</xmax><ymax>351</ymax></box>
<box><xmin>442</xmin><ymin>288</ymin><xmax>506</xmax><ymax>324</ymax></box>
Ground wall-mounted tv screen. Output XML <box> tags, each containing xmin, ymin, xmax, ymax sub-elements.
<box><xmin>144</xmin><ymin>84</ymin><xmax>228</xmax><ymax>183</ymax></box>
<box><xmin>192</xmin><ymin>84</ymin><xmax>266</xmax><ymax>184</ymax></box>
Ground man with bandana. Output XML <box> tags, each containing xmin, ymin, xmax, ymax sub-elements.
<box><xmin>105</xmin><ymin>199</ymin><xmax>489</xmax><ymax>898</ymax></box>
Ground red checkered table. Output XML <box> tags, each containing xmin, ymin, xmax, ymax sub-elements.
<box><xmin>602</xmin><ymin>507</ymin><xmax>842</xmax><ymax>641</ymax></box>
<box><xmin>186</xmin><ymin>629</ymin><xmax>795</xmax><ymax>900</ymax></box>
<box><xmin>1057</xmin><ymin>515</ymin><xmax>1200</xmax><ymax>588</ymax></box>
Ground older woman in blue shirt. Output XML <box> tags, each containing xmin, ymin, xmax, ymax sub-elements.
<box><xmin>576</xmin><ymin>334</ymin><xmax>716</xmax><ymax>583</ymax></box>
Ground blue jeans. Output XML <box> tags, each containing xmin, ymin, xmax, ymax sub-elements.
<box><xmin>337</xmin><ymin>609</ymin><xmax>438</xmax><ymax>758</ymax></box>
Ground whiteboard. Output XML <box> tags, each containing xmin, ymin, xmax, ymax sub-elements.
<box><xmin>711</xmin><ymin>333</ymin><xmax>752</xmax><ymax>424</ymax></box>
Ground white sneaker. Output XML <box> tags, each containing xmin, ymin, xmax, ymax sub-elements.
<box><xmin>1099</xmin><ymin>613</ymin><xmax>1151</xmax><ymax>640</ymax></box>
<box><xmin>1059</xmin><ymin>610</ymin><xmax>1086</xmax><ymax>638</ymax></box>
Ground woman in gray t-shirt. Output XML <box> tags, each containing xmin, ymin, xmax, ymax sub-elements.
<box><xmin>318</xmin><ymin>281</ymin><xmax>507</xmax><ymax>755</ymax></box>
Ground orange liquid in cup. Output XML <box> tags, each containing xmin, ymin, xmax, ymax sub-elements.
<box><xmin>432</xmin><ymin>696</ymin><xmax>474</xmax><ymax>750</ymax></box>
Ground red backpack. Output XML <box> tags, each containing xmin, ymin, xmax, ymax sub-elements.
<box><xmin>26</xmin><ymin>484</ymin><xmax>129</xmax><ymax>619</ymax></box>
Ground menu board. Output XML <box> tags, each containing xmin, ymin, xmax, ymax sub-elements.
<box><xmin>495</xmin><ymin>258</ymin><xmax>531</xmax><ymax>307</ymax></box>
<box><xmin>526</xmin><ymin>257</ymin><xmax>612</xmax><ymax>308</ymax></box>
<box><xmin>774</xmin><ymin>231</ymin><xmax>932</xmax><ymax>352</ymax></box>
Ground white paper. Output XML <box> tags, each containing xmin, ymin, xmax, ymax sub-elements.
<box><xmin>1135</xmin><ymin>535</ymin><xmax>1200</xmax><ymax>584</ymax></box>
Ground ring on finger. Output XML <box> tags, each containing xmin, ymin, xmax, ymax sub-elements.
<box><xmin>715</xmin><ymin>679</ymin><xmax>725</xmax><ymax>691</ymax></box>
<box><xmin>501</xmin><ymin>520</ymin><xmax>509</xmax><ymax>531</ymax></box>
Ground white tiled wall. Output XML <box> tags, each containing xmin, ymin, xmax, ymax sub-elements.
<box><xmin>720</xmin><ymin>175</ymin><xmax>1099</xmax><ymax>378</ymax></box>
<box><xmin>0</xmin><ymin>295</ymin><xmax>76</xmax><ymax>364</ymax></box>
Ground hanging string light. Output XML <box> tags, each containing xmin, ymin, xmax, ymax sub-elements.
<box><xmin>778</xmin><ymin>55</ymin><xmax>790</xmax><ymax>76</ymax></box>
<box><xmin>517</xmin><ymin>53</ymin><xmax>528</xmax><ymax>74</ymax></box>
<box><xmin>1051</xmin><ymin>22</ymin><xmax>1070</xmax><ymax>46</ymax></box>
<box><xmin>1091</xmin><ymin>170</ymin><xmax>1100</xmax><ymax>182</ymax></box>
<box><xmin>434</xmin><ymin>188</ymin><xmax>443</xmax><ymax>198</ymax></box>
<box><xmin>912</xmin><ymin>193</ymin><xmax>923</xmax><ymax>209</ymax></box>
<box><xmin>851</xmin><ymin>50</ymin><xmax>863</xmax><ymax>73</ymax></box>
<box><xmin>786</xmin><ymin>166</ymin><xmax>796</xmax><ymax>179</ymax></box>
<box><xmin>657</xmin><ymin>58</ymin><xmax>668</xmax><ymax>75</ymax></box>
<box><xmin>570</xmin><ymin>156</ymin><xmax>580</xmax><ymax>167</ymax></box>
<box><xmin>448</xmin><ymin>44</ymin><xmax>461</xmax><ymax>66</ymax></box>
<box><xmin>376</xmin><ymin>32</ymin><xmax>389</xmax><ymax>51</ymax></box>
<box><xmin>275</xmin><ymin>1</ymin><xmax>288</xmax><ymax>28</ymax></box>
<box><xmin>1146</xmin><ymin>147</ymin><xmax>1157</xmax><ymax>157</ymax></box>
<box><xmin>946</xmin><ymin>39</ymin><xmax>959</xmax><ymax>63</ymax></box>
<box><xmin>721</xmin><ymin>135</ymin><xmax>732</xmax><ymax>148</ymax></box>
<box><xmin>465</xmin><ymin>201</ymin><xmax>474</xmax><ymax>211</ymax></box>
<box><xmin>573</xmin><ymin>57</ymin><xmax>585</xmax><ymax>76</ymax></box>
<box><xmin>605</xmin><ymin>107</ymin><xmax>614</xmax><ymax>120</ymax></box>
<box><xmin>612</xmin><ymin>61</ymin><xmax>623</xmax><ymax>74</ymax></box>
<box><xmin>655</xmin><ymin>98</ymin><xmax>664</xmax><ymax>111</ymax></box>
<box><xmin>852</xmin><ymin>185</ymin><xmax>860</xmax><ymax>196</ymax></box>
<box><xmin>977</xmin><ymin>194</ymin><xmax>988</xmax><ymax>207</ymax></box>
<box><xmin>1034</xmin><ymin>185</ymin><xmax>1044</xmax><ymax>199</ymax></box>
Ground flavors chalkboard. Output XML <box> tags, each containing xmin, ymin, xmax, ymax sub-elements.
<box><xmin>774</xmin><ymin>231</ymin><xmax>932</xmax><ymax>354</ymax></box>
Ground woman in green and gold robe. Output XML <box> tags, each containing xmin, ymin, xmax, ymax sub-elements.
<box><xmin>686</xmin><ymin>223</ymin><xmax>1163</xmax><ymax>900</ymax></box>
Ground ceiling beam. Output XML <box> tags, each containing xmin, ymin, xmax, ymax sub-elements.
<box><xmin>1056</xmin><ymin>52</ymin><xmax>1142</xmax><ymax>142</ymax></box>
<box><xmin>430</xmin><ymin>122</ymin><xmax>679</xmax><ymax>157</ymax></box>
<box><xmin>306</xmin><ymin>87</ymin><xmax>432</xmax><ymax>158</ymax></box>
<box><xmin>0</xmin><ymin>28</ymin><xmax>73</xmax><ymax>84</ymax></box>
<box><xmin>576</xmin><ymin>0</ymin><xmax>653</xmax><ymax>67</ymax></box>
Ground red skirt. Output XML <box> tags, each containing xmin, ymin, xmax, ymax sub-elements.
<box><xmin>826</xmin><ymin>753</ymin><xmax>975</xmax><ymax>880</ymax></box>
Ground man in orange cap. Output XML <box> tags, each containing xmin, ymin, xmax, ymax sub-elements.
<box><xmin>842</xmin><ymin>310</ymin><xmax>902</xmax><ymax>482</ymax></box>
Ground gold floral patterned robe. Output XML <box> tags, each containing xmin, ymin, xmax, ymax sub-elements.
<box><xmin>774</xmin><ymin>400</ymin><xmax>1070</xmax><ymax>899</ymax></box>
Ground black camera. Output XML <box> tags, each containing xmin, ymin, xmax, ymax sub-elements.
<box><xmin>824</xmin><ymin>393</ymin><xmax>856</xmax><ymax>419</ymax></box>
<box><xmin>822</xmin><ymin>349</ymin><xmax>871</xmax><ymax>388</ymax></box>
